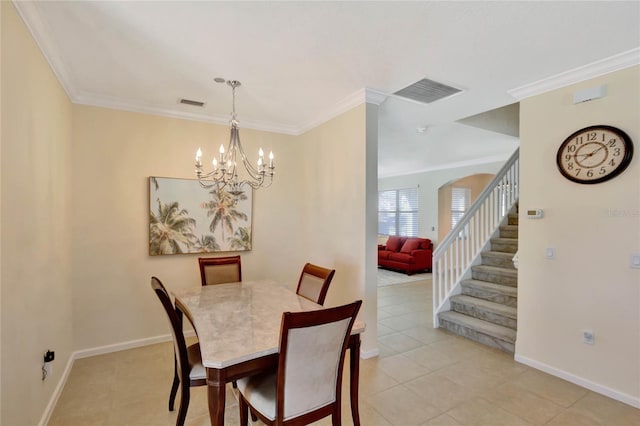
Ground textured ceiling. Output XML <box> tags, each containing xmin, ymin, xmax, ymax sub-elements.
<box><xmin>14</xmin><ymin>1</ymin><xmax>640</xmax><ymax>177</ymax></box>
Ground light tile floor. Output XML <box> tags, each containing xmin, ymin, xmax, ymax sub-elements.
<box><xmin>49</xmin><ymin>279</ymin><xmax>640</xmax><ymax>425</ymax></box>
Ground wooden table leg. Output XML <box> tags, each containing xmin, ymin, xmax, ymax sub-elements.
<box><xmin>349</xmin><ymin>334</ymin><xmax>361</xmax><ymax>426</ymax></box>
<box><xmin>207</xmin><ymin>368</ymin><xmax>226</xmax><ymax>426</ymax></box>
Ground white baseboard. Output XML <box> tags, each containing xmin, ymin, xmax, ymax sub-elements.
<box><xmin>38</xmin><ymin>331</ymin><xmax>197</xmax><ymax>425</ymax></box>
<box><xmin>75</xmin><ymin>333</ymin><xmax>173</xmax><ymax>359</ymax></box>
<box><xmin>515</xmin><ymin>354</ymin><xmax>640</xmax><ymax>409</ymax></box>
<box><xmin>361</xmin><ymin>347</ymin><xmax>379</xmax><ymax>359</ymax></box>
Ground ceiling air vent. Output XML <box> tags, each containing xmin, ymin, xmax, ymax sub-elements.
<box><xmin>178</xmin><ymin>98</ymin><xmax>206</xmax><ymax>107</ymax></box>
<box><xmin>393</xmin><ymin>78</ymin><xmax>462</xmax><ymax>104</ymax></box>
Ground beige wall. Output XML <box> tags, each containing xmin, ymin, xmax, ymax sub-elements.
<box><xmin>517</xmin><ymin>66</ymin><xmax>640</xmax><ymax>404</ymax></box>
<box><xmin>71</xmin><ymin>105</ymin><xmax>304</xmax><ymax>349</ymax></box>
<box><xmin>294</xmin><ymin>103</ymin><xmax>377</xmax><ymax>353</ymax></box>
<box><xmin>1</xmin><ymin>2</ymin><xmax>74</xmax><ymax>425</ymax></box>
<box><xmin>70</xmin><ymin>102</ymin><xmax>374</xmax><ymax>352</ymax></box>
<box><xmin>437</xmin><ymin>173</ymin><xmax>494</xmax><ymax>242</ymax></box>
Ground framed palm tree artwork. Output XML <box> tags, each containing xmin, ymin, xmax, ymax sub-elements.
<box><xmin>149</xmin><ymin>177</ymin><xmax>252</xmax><ymax>255</ymax></box>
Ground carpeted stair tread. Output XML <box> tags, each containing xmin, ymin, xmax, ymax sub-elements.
<box><xmin>481</xmin><ymin>251</ymin><xmax>517</xmax><ymax>269</ymax></box>
<box><xmin>438</xmin><ymin>311</ymin><xmax>516</xmax><ymax>343</ymax></box>
<box><xmin>482</xmin><ymin>251</ymin><xmax>516</xmax><ymax>259</ymax></box>
<box><xmin>490</xmin><ymin>237</ymin><xmax>518</xmax><ymax>253</ymax></box>
<box><xmin>461</xmin><ymin>280</ymin><xmax>517</xmax><ymax>307</ymax></box>
<box><xmin>471</xmin><ymin>264</ymin><xmax>518</xmax><ymax>277</ymax></box>
<box><xmin>490</xmin><ymin>237</ymin><xmax>518</xmax><ymax>244</ymax></box>
<box><xmin>499</xmin><ymin>225</ymin><xmax>518</xmax><ymax>238</ymax></box>
<box><xmin>450</xmin><ymin>295</ymin><xmax>517</xmax><ymax>319</ymax></box>
<box><xmin>461</xmin><ymin>279</ymin><xmax>517</xmax><ymax>297</ymax></box>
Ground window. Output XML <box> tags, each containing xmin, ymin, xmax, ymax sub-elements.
<box><xmin>378</xmin><ymin>188</ymin><xmax>418</xmax><ymax>237</ymax></box>
<box><xmin>451</xmin><ymin>187</ymin><xmax>471</xmax><ymax>229</ymax></box>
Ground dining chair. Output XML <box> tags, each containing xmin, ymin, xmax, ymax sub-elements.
<box><xmin>237</xmin><ymin>300</ymin><xmax>362</xmax><ymax>426</ymax></box>
<box><xmin>150</xmin><ymin>277</ymin><xmax>206</xmax><ymax>426</ymax></box>
<box><xmin>295</xmin><ymin>263</ymin><xmax>335</xmax><ymax>305</ymax></box>
<box><xmin>198</xmin><ymin>255</ymin><xmax>242</xmax><ymax>286</ymax></box>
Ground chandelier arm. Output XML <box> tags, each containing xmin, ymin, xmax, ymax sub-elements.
<box><xmin>232</xmin><ymin>126</ymin><xmax>267</xmax><ymax>181</ymax></box>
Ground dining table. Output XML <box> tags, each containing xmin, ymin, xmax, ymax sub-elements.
<box><xmin>172</xmin><ymin>279</ymin><xmax>366</xmax><ymax>426</ymax></box>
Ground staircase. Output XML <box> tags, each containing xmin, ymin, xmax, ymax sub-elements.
<box><xmin>438</xmin><ymin>209</ymin><xmax>518</xmax><ymax>353</ymax></box>
<box><xmin>432</xmin><ymin>148</ymin><xmax>519</xmax><ymax>354</ymax></box>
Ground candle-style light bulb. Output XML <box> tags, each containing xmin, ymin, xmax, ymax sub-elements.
<box><xmin>219</xmin><ymin>144</ymin><xmax>225</xmax><ymax>164</ymax></box>
<box><xmin>258</xmin><ymin>148</ymin><xmax>265</xmax><ymax>171</ymax></box>
<box><xmin>269</xmin><ymin>151</ymin><xmax>274</xmax><ymax>168</ymax></box>
<box><xmin>212</xmin><ymin>158</ymin><xmax>218</xmax><ymax>170</ymax></box>
<box><xmin>196</xmin><ymin>148</ymin><xmax>202</xmax><ymax>165</ymax></box>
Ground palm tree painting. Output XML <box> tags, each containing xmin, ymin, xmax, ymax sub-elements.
<box><xmin>149</xmin><ymin>200</ymin><xmax>198</xmax><ymax>255</ymax></box>
<box><xmin>229</xmin><ymin>227</ymin><xmax>252</xmax><ymax>251</ymax></box>
<box><xmin>201</xmin><ymin>189</ymin><xmax>248</xmax><ymax>244</ymax></box>
<box><xmin>149</xmin><ymin>177</ymin><xmax>253</xmax><ymax>255</ymax></box>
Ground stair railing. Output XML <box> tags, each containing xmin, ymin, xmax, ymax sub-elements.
<box><xmin>433</xmin><ymin>148</ymin><xmax>519</xmax><ymax>326</ymax></box>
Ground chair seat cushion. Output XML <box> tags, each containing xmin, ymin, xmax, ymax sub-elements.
<box><xmin>237</xmin><ymin>372</ymin><xmax>277</xmax><ymax>421</ymax></box>
<box><xmin>187</xmin><ymin>343</ymin><xmax>206</xmax><ymax>380</ymax></box>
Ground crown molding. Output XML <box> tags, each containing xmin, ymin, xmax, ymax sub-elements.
<box><xmin>77</xmin><ymin>88</ymin><xmax>376</xmax><ymax>136</ymax></box>
<box><xmin>508</xmin><ymin>47</ymin><xmax>640</xmax><ymax>100</ymax></box>
<box><xmin>365</xmin><ymin>88</ymin><xmax>388</xmax><ymax>105</ymax></box>
<box><xmin>295</xmin><ymin>87</ymin><xmax>389</xmax><ymax>134</ymax></box>
<box><xmin>13</xmin><ymin>0</ymin><xmax>77</xmax><ymax>101</ymax></box>
<box><xmin>295</xmin><ymin>89</ymin><xmax>368</xmax><ymax>135</ymax></box>
<box><xmin>73</xmin><ymin>92</ymin><xmax>301</xmax><ymax>135</ymax></box>
<box><xmin>379</xmin><ymin>152</ymin><xmax>513</xmax><ymax>179</ymax></box>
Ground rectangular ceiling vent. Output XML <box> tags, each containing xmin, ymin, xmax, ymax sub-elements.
<box><xmin>393</xmin><ymin>78</ymin><xmax>462</xmax><ymax>104</ymax></box>
<box><xmin>178</xmin><ymin>98</ymin><xmax>206</xmax><ymax>107</ymax></box>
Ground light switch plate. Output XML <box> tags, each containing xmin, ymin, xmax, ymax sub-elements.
<box><xmin>545</xmin><ymin>247</ymin><xmax>555</xmax><ymax>259</ymax></box>
<box><xmin>631</xmin><ymin>253</ymin><xmax>640</xmax><ymax>269</ymax></box>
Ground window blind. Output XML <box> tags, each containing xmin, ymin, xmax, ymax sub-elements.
<box><xmin>451</xmin><ymin>187</ymin><xmax>471</xmax><ymax>229</ymax></box>
<box><xmin>378</xmin><ymin>188</ymin><xmax>418</xmax><ymax>237</ymax></box>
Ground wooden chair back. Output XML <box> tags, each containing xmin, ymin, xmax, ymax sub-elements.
<box><xmin>150</xmin><ymin>277</ymin><xmax>191</xmax><ymax>385</ymax></box>
<box><xmin>198</xmin><ymin>255</ymin><xmax>242</xmax><ymax>286</ymax></box>
<box><xmin>240</xmin><ymin>300</ymin><xmax>361</xmax><ymax>425</ymax></box>
<box><xmin>151</xmin><ymin>277</ymin><xmax>206</xmax><ymax>426</ymax></box>
<box><xmin>295</xmin><ymin>263</ymin><xmax>335</xmax><ymax>305</ymax></box>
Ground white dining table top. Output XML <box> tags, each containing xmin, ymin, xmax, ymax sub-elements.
<box><xmin>173</xmin><ymin>279</ymin><xmax>365</xmax><ymax>369</ymax></box>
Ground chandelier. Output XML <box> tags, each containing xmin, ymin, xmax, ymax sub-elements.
<box><xmin>195</xmin><ymin>80</ymin><xmax>274</xmax><ymax>197</ymax></box>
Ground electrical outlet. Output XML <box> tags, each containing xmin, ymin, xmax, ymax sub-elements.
<box><xmin>583</xmin><ymin>330</ymin><xmax>595</xmax><ymax>345</ymax></box>
<box><xmin>42</xmin><ymin>349</ymin><xmax>55</xmax><ymax>380</ymax></box>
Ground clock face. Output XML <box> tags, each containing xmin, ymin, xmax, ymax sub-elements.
<box><xmin>556</xmin><ymin>125</ymin><xmax>634</xmax><ymax>184</ymax></box>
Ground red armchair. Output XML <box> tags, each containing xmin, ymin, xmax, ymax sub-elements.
<box><xmin>378</xmin><ymin>236</ymin><xmax>433</xmax><ymax>275</ymax></box>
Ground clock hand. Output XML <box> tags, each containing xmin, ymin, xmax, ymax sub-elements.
<box><xmin>588</xmin><ymin>145</ymin><xmax>606</xmax><ymax>156</ymax></box>
<box><xmin>576</xmin><ymin>144</ymin><xmax>606</xmax><ymax>159</ymax></box>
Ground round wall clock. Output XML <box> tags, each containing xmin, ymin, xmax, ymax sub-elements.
<box><xmin>556</xmin><ymin>125</ymin><xmax>634</xmax><ymax>184</ymax></box>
